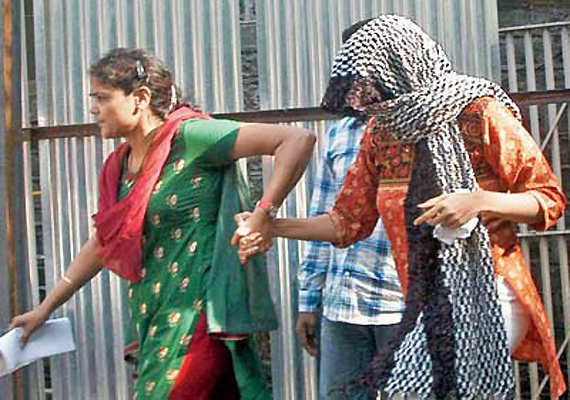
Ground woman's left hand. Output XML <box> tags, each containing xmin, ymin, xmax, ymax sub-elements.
<box><xmin>414</xmin><ymin>191</ymin><xmax>485</xmax><ymax>229</ymax></box>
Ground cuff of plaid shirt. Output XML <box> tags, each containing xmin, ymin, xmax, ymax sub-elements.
<box><xmin>298</xmin><ymin>289</ymin><xmax>322</xmax><ymax>313</ymax></box>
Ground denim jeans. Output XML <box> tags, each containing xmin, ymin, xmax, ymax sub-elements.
<box><xmin>319</xmin><ymin>317</ymin><xmax>400</xmax><ymax>400</ymax></box>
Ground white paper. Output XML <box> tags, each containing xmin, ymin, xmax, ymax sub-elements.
<box><xmin>0</xmin><ymin>317</ymin><xmax>76</xmax><ymax>376</ymax></box>
<box><xmin>433</xmin><ymin>217</ymin><xmax>479</xmax><ymax>245</ymax></box>
<box><xmin>432</xmin><ymin>189</ymin><xmax>479</xmax><ymax>245</ymax></box>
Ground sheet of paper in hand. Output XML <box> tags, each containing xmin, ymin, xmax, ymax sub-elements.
<box><xmin>0</xmin><ymin>317</ymin><xmax>76</xmax><ymax>377</ymax></box>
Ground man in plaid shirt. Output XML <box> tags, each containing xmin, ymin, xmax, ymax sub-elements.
<box><xmin>296</xmin><ymin>116</ymin><xmax>405</xmax><ymax>399</ymax></box>
<box><xmin>295</xmin><ymin>20</ymin><xmax>404</xmax><ymax>400</ymax></box>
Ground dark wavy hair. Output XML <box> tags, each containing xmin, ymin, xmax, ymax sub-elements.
<box><xmin>89</xmin><ymin>48</ymin><xmax>186</xmax><ymax>118</ymax></box>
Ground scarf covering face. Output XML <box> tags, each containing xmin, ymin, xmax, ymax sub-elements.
<box><xmin>323</xmin><ymin>16</ymin><xmax>520</xmax><ymax>400</ymax></box>
<box><xmin>93</xmin><ymin>106</ymin><xmax>210</xmax><ymax>283</ymax></box>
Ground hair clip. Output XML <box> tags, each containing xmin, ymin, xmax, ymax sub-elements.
<box><xmin>168</xmin><ymin>85</ymin><xmax>177</xmax><ymax>113</ymax></box>
<box><xmin>135</xmin><ymin>60</ymin><xmax>146</xmax><ymax>80</ymax></box>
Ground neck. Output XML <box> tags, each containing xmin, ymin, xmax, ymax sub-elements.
<box><xmin>126</xmin><ymin>114</ymin><xmax>164</xmax><ymax>159</ymax></box>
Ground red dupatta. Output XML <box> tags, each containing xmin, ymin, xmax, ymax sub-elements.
<box><xmin>93</xmin><ymin>106</ymin><xmax>211</xmax><ymax>283</ymax></box>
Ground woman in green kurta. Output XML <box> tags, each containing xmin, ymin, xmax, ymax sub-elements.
<box><xmin>9</xmin><ymin>48</ymin><xmax>316</xmax><ymax>399</ymax></box>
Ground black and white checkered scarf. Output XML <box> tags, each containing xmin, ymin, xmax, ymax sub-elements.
<box><xmin>322</xmin><ymin>15</ymin><xmax>519</xmax><ymax>400</ymax></box>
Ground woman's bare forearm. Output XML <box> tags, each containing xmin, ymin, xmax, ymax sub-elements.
<box><xmin>273</xmin><ymin>214</ymin><xmax>337</xmax><ymax>242</ymax></box>
<box><xmin>262</xmin><ymin>127</ymin><xmax>315</xmax><ymax>206</ymax></box>
<box><xmin>478</xmin><ymin>190</ymin><xmax>542</xmax><ymax>225</ymax></box>
<box><xmin>38</xmin><ymin>236</ymin><xmax>102</xmax><ymax>316</ymax></box>
<box><xmin>231</xmin><ymin>123</ymin><xmax>316</xmax><ymax>207</ymax></box>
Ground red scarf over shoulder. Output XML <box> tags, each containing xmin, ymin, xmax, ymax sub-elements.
<box><xmin>93</xmin><ymin>106</ymin><xmax>210</xmax><ymax>283</ymax></box>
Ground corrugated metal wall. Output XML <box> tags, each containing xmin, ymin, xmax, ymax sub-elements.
<box><xmin>256</xmin><ymin>0</ymin><xmax>501</xmax><ymax>110</ymax></box>
<box><xmin>18</xmin><ymin>1</ymin><xmax>556</xmax><ymax>400</ymax></box>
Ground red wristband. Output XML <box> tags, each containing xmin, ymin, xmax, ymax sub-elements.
<box><xmin>255</xmin><ymin>197</ymin><xmax>279</xmax><ymax>218</ymax></box>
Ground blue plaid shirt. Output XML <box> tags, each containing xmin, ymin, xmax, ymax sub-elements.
<box><xmin>298</xmin><ymin>117</ymin><xmax>405</xmax><ymax>325</ymax></box>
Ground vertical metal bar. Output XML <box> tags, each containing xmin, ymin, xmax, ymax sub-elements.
<box><xmin>524</xmin><ymin>31</ymin><xmax>540</xmax><ymax>140</ymax></box>
<box><xmin>507</xmin><ymin>27</ymin><xmax>536</xmax><ymax>397</ymax></box>
<box><xmin>0</xmin><ymin>1</ymin><xmax>24</xmax><ymax>399</ymax></box>
<box><xmin>542</xmin><ymin>26</ymin><xmax>558</xmax><ymax>325</ymax></box>
<box><xmin>517</xmin><ymin>27</ymin><xmax>538</xmax><ymax>398</ymax></box>
<box><xmin>560</xmin><ymin>25</ymin><xmax>570</xmax><ymax>390</ymax></box>
<box><xmin>506</xmin><ymin>33</ymin><xmax>518</xmax><ymax>92</ymax></box>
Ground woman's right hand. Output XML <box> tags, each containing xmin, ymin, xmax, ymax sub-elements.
<box><xmin>8</xmin><ymin>307</ymin><xmax>50</xmax><ymax>347</ymax></box>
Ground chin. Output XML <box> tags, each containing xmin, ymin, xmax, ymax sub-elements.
<box><xmin>99</xmin><ymin>129</ymin><xmax>122</xmax><ymax>139</ymax></box>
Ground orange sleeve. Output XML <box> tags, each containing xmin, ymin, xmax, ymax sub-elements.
<box><xmin>329</xmin><ymin>121</ymin><xmax>381</xmax><ymax>247</ymax></box>
<box><xmin>481</xmin><ymin>99</ymin><xmax>566</xmax><ymax>231</ymax></box>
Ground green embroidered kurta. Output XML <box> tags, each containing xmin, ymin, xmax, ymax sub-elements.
<box><xmin>119</xmin><ymin>119</ymin><xmax>274</xmax><ymax>399</ymax></box>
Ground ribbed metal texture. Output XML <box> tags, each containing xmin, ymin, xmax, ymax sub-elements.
<box><xmin>28</xmin><ymin>0</ymin><xmax>244</xmax><ymax>130</ymax></box>
<box><xmin>16</xmin><ymin>2</ymin><xmax>568</xmax><ymax>400</ymax></box>
<box><xmin>256</xmin><ymin>0</ymin><xmax>501</xmax><ymax>110</ymax></box>
<box><xmin>255</xmin><ymin>1</ymin><xmax>501</xmax><ymax>399</ymax></box>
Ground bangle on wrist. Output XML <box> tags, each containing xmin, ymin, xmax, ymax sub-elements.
<box><xmin>62</xmin><ymin>275</ymin><xmax>73</xmax><ymax>285</ymax></box>
<box><xmin>255</xmin><ymin>197</ymin><xmax>280</xmax><ymax>219</ymax></box>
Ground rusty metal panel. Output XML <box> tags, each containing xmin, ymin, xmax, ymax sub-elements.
<box><xmin>1</xmin><ymin>1</ymin><xmax>37</xmax><ymax>400</ymax></box>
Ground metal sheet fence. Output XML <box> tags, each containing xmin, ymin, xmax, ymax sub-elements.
<box><xmin>499</xmin><ymin>21</ymin><xmax>570</xmax><ymax>399</ymax></box>
<box><xmin>256</xmin><ymin>0</ymin><xmax>501</xmax><ymax>110</ymax></box>
<box><xmin>14</xmin><ymin>2</ymin><xmax>569</xmax><ymax>400</ymax></box>
<box><xmin>27</xmin><ymin>0</ymin><xmax>244</xmax><ymax>129</ymax></box>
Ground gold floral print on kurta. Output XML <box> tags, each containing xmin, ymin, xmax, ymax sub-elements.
<box><xmin>193</xmin><ymin>299</ymin><xmax>203</xmax><ymax>312</ymax></box>
<box><xmin>191</xmin><ymin>175</ymin><xmax>203</xmax><ymax>188</ymax></box>
<box><xmin>145</xmin><ymin>381</ymin><xmax>155</xmax><ymax>394</ymax></box>
<box><xmin>191</xmin><ymin>207</ymin><xmax>200</xmax><ymax>221</ymax></box>
<box><xmin>149</xmin><ymin>325</ymin><xmax>157</xmax><ymax>338</ymax></box>
<box><xmin>153</xmin><ymin>246</ymin><xmax>164</xmax><ymax>259</ymax></box>
<box><xmin>173</xmin><ymin>158</ymin><xmax>185</xmax><ymax>173</ymax></box>
<box><xmin>179</xmin><ymin>334</ymin><xmax>192</xmax><ymax>347</ymax></box>
<box><xmin>166</xmin><ymin>369</ymin><xmax>180</xmax><ymax>381</ymax></box>
<box><xmin>167</xmin><ymin>194</ymin><xmax>178</xmax><ymax>208</ymax></box>
<box><xmin>158</xmin><ymin>346</ymin><xmax>169</xmax><ymax>360</ymax></box>
<box><xmin>150</xmin><ymin>214</ymin><xmax>160</xmax><ymax>226</ymax></box>
<box><xmin>171</xmin><ymin>228</ymin><xmax>182</xmax><ymax>240</ymax></box>
<box><xmin>152</xmin><ymin>282</ymin><xmax>161</xmax><ymax>295</ymax></box>
<box><xmin>120</xmin><ymin>118</ymin><xmax>243</xmax><ymax>399</ymax></box>
<box><xmin>168</xmin><ymin>262</ymin><xmax>179</xmax><ymax>275</ymax></box>
<box><xmin>180</xmin><ymin>277</ymin><xmax>190</xmax><ymax>291</ymax></box>
<box><xmin>153</xmin><ymin>180</ymin><xmax>163</xmax><ymax>193</ymax></box>
<box><xmin>168</xmin><ymin>312</ymin><xmax>181</xmax><ymax>326</ymax></box>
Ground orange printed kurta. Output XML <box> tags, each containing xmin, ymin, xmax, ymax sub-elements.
<box><xmin>330</xmin><ymin>97</ymin><xmax>566</xmax><ymax>397</ymax></box>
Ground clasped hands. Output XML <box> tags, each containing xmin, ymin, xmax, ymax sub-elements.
<box><xmin>231</xmin><ymin>190</ymin><xmax>509</xmax><ymax>264</ymax></box>
<box><xmin>231</xmin><ymin>208</ymin><xmax>275</xmax><ymax>264</ymax></box>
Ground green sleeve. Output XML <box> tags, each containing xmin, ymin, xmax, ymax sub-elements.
<box><xmin>180</xmin><ymin>118</ymin><xmax>241</xmax><ymax>167</ymax></box>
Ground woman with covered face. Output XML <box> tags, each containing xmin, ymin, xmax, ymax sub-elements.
<box><xmin>9</xmin><ymin>48</ymin><xmax>316</xmax><ymax>399</ymax></box>
<box><xmin>235</xmin><ymin>15</ymin><xmax>566</xmax><ymax>399</ymax></box>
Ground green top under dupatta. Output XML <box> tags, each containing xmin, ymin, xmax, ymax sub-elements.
<box><xmin>121</xmin><ymin>118</ymin><xmax>276</xmax><ymax>399</ymax></box>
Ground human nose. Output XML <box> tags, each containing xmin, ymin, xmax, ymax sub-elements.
<box><xmin>90</xmin><ymin>102</ymin><xmax>99</xmax><ymax>117</ymax></box>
